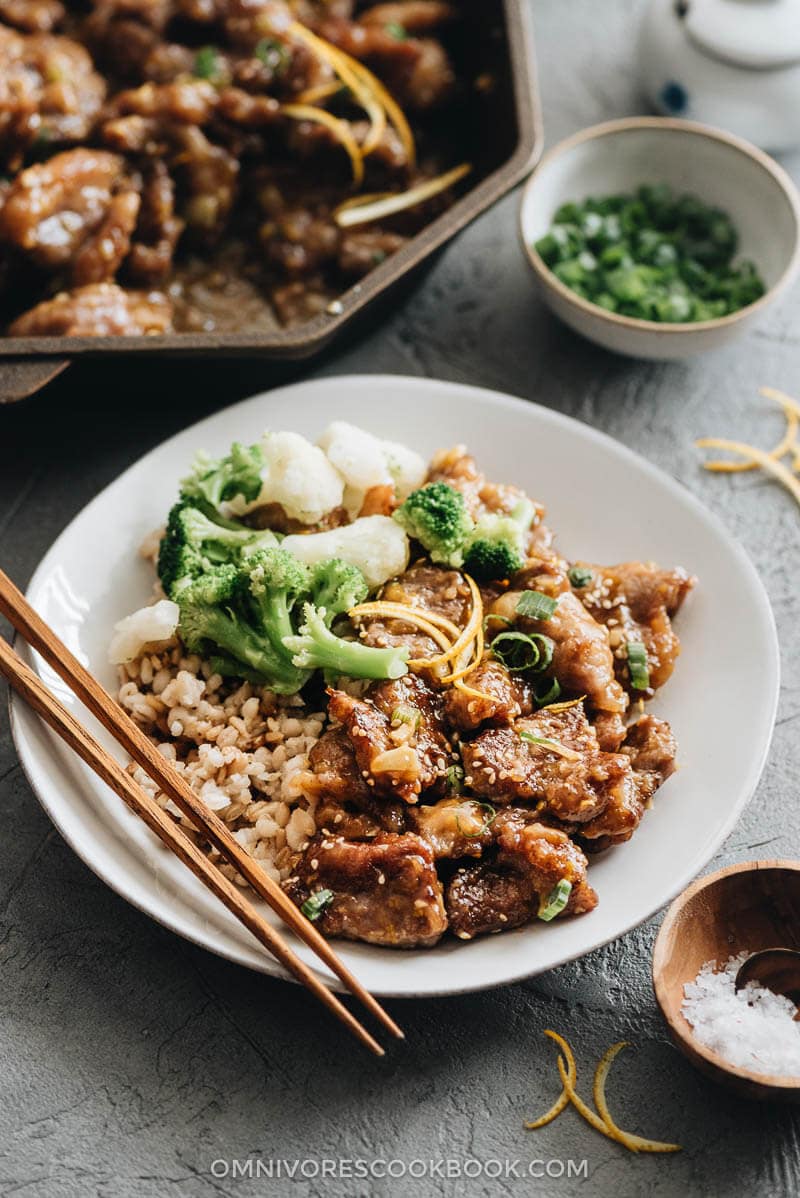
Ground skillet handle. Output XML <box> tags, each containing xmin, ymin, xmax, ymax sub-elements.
<box><xmin>0</xmin><ymin>358</ymin><xmax>71</xmax><ymax>404</ymax></box>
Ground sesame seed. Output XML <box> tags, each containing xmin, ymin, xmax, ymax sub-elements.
<box><xmin>310</xmin><ymin>858</ymin><xmax>319</xmax><ymax>870</ymax></box>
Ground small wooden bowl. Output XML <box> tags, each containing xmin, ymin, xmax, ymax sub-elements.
<box><xmin>653</xmin><ymin>860</ymin><xmax>800</xmax><ymax>1101</ymax></box>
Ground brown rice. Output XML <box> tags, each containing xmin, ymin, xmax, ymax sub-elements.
<box><xmin>117</xmin><ymin>637</ymin><xmax>325</xmax><ymax>885</ymax></box>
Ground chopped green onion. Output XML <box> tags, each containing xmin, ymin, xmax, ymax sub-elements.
<box><xmin>567</xmin><ymin>565</ymin><xmax>593</xmax><ymax>588</ymax></box>
<box><xmin>491</xmin><ymin>630</ymin><xmax>554</xmax><ymax>675</ymax></box>
<box><xmin>446</xmin><ymin>763</ymin><xmax>464</xmax><ymax>794</ymax></box>
<box><xmin>517</xmin><ymin>590</ymin><xmax>558</xmax><ymax>621</ymax></box>
<box><xmin>519</xmin><ymin>731</ymin><xmax>580</xmax><ymax>761</ymax></box>
<box><xmin>533</xmin><ymin>677</ymin><xmax>561</xmax><ymax>706</ymax></box>
<box><xmin>538</xmin><ymin>879</ymin><xmax>572</xmax><ymax>921</ymax></box>
<box><xmin>456</xmin><ymin>801</ymin><xmax>497</xmax><ymax>839</ymax></box>
<box><xmin>194</xmin><ymin>45</ymin><xmax>222</xmax><ymax>80</ymax></box>
<box><xmin>534</xmin><ymin>185</ymin><xmax>765</xmax><ymax>323</ymax></box>
<box><xmin>385</xmin><ymin>21</ymin><xmax>407</xmax><ymax>39</ymax></box>
<box><xmin>301</xmin><ymin>888</ymin><xmax>334</xmax><ymax>921</ymax></box>
<box><xmin>625</xmin><ymin>641</ymin><xmax>650</xmax><ymax>690</ymax></box>
<box><xmin>530</xmin><ymin>633</ymin><xmax>554</xmax><ymax>672</ymax></box>
<box><xmin>490</xmin><ymin>630</ymin><xmax>541</xmax><ymax>672</ymax></box>
<box><xmin>391</xmin><ymin>704</ymin><xmax>421</xmax><ymax>729</ymax></box>
<box><xmin>483</xmin><ymin>612</ymin><xmax>513</xmax><ymax>632</ymax></box>
<box><xmin>255</xmin><ymin>37</ymin><xmax>290</xmax><ymax>73</ymax></box>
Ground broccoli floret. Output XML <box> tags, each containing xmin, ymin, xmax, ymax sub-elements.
<box><xmin>158</xmin><ymin>500</ymin><xmax>279</xmax><ymax>598</ymax></box>
<box><xmin>392</xmin><ymin>482</ymin><xmax>474</xmax><ymax>567</ymax></box>
<box><xmin>307</xmin><ymin>558</ymin><xmax>369</xmax><ymax>627</ymax></box>
<box><xmin>462</xmin><ymin>498</ymin><xmax>536</xmax><ymax>581</ymax></box>
<box><xmin>283</xmin><ymin>603</ymin><xmax>409</xmax><ymax>680</ymax></box>
<box><xmin>462</xmin><ymin>539</ymin><xmax>522</xmax><ymax>581</ymax></box>
<box><xmin>180</xmin><ymin>441</ymin><xmax>264</xmax><ymax>512</ymax></box>
<box><xmin>246</xmin><ymin>547</ymin><xmax>310</xmax><ymax>655</ymax></box>
<box><xmin>176</xmin><ymin>564</ymin><xmax>309</xmax><ymax>693</ymax></box>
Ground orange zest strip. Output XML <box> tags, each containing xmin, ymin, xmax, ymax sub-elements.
<box><xmin>524</xmin><ymin>1029</ymin><xmax>576</xmax><ymax>1129</ymax></box>
<box><xmin>593</xmin><ymin>1041</ymin><xmax>682</xmax><ymax>1153</ymax></box>
<box><xmin>280</xmin><ymin>104</ymin><xmax>364</xmax><ymax>186</ymax></box>
<box><xmin>288</xmin><ymin>22</ymin><xmax>388</xmax><ymax>157</ymax></box>
<box><xmin>696</xmin><ymin>437</ymin><xmax>800</xmax><ymax>507</ymax></box>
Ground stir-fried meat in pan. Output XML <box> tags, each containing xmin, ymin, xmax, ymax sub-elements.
<box><xmin>285</xmin><ymin>832</ymin><xmax>447</xmax><ymax>947</ymax></box>
<box><xmin>126</xmin><ymin>160</ymin><xmax>184</xmax><ymax>282</ymax></box>
<box><xmin>0</xmin><ymin>0</ymin><xmax>64</xmax><ymax>33</ymax></box>
<box><xmin>8</xmin><ymin>281</ymin><xmax>172</xmax><ymax>334</ymax></box>
<box><xmin>0</xmin><ymin>0</ymin><xmax>472</xmax><ymax>334</ymax></box>
<box><xmin>0</xmin><ymin>149</ymin><xmax>137</xmax><ymax>280</ymax></box>
<box><xmin>0</xmin><ymin>27</ymin><xmax>106</xmax><ymax>169</ymax></box>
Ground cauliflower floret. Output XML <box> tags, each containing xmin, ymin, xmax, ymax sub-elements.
<box><xmin>281</xmin><ymin>516</ymin><xmax>409</xmax><ymax>590</ymax></box>
<box><xmin>108</xmin><ymin>599</ymin><xmax>180</xmax><ymax>664</ymax></box>
<box><xmin>228</xmin><ymin>431</ymin><xmax>344</xmax><ymax>525</ymax></box>
<box><xmin>318</xmin><ymin>422</ymin><xmax>426</xmax><ymax>517</ymax></box>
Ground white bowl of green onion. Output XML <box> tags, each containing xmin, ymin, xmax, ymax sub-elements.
<box><xmin>519</xmin><ymin>117</ymin><xmax>800</xmax><ymax>359</ymax></box>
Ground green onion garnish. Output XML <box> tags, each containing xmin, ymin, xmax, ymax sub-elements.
<box><xmin>519</xmin><ymin>731</ymin><xmax>580</xmax><ymax>761</ymax></box>
<box><xmin>385</xmin><ymin>21</ymin><xmax>407</xmax><ymax>39</ymax></box>
<box><xmin>568</xmin><ymin>565</ymin><xmax>593</xmax><ymax>588</ymax></box>
<box><xmin>625</xmin><ymin>641</ymin><xmax>650</xmax><ymax>690</ymax></box>
<box><xmin>538</xmin><ymin>879</ymin><xmax>572</xmax><ymax>921</ymax></box>
<box><xmin>391</xmin><ymin>704</ymin><xmax>421</xmax><ymax>729</ymax></box>
<box><xmin>531</xmin><ymin>633</ymin><xmax>555</xmax><ymax>672</ymax></box>
<box><xmin>534</xmin><ymin>677</ymin><xmax>561</xmax><ymax>706</ymax></box>
<box><xmin>194</xmin><ymin>46</ymin><xmax>222</xmax><ymax>80</ymax></box>
<box><xmin>446</xmin><ymin>763</ymin><xmax>465</xmax><ymax>794</ymax></box>
<box><xmin>491</xmin><ymin>630</ymin><xmax>554</xmax><ymax>674</ymax></box>
<box><xmin>301</xmin><ymin>888</ymin><xmax>334</xmax><ymax>921</ymax></box>
<box><xmin>456</xmin><ymin>801</ymin><xmax>497</xmax><ymax>839</ymax></box>
<box><xmin>255</xmin><ymin>37</ymin><xmax>290</xmax><ymax>73</ymax></box>
<box><xmin>483</xmin><ymin>612</ymin><xmax>513</xmax><ymax>632</ymax></box>
<box><xmin>517</xmin><ymin>590</ymin><xmax>558</xmax><ymax>621</ymax></box>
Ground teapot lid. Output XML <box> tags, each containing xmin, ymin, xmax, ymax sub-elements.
<box><xmin>684</xmin><ymin>0</ymin><xmax>800</xmax><ymax>69</ymax></box>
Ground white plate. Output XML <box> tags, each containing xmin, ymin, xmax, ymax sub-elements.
<box><xmin>11</xmin><ymin>376</ymin><xmax>779</xmax><ymax>998</ymax></box>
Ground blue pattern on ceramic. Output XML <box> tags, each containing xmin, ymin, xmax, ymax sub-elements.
<box><xmin>660</xmin><ymin>80</ymin><xmax>688</xmax><ymax>113</ymax></box>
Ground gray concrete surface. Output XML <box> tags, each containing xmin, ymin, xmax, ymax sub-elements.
<box><xmin>2</xmin><ymin>1</ymin><xmax>800</xmax><ymax>1194</ymax></box>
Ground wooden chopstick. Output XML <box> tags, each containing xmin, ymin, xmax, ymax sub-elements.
<box><xmin>0</xmin><ymin>635</ymin><xmax>384</xmax><ymax>1055</ymax></box>
<box><xmin>0</xmin><ymin>567</ymin><xmax>402</xmax><ymax>1044</ymax></box>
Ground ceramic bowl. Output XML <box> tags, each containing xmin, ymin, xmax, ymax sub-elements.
<box><xmin>652</xmin><ymin>860</ymin><xmax>800</xmax><ymax>1101</ymax></box>
<box><xmin>519</xmin><ymin>117</ymin><xmax>800</xmax><ymax>359</ymax></box>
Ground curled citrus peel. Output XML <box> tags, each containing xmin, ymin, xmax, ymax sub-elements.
<box><xmin>526</xmin><ymin>1030</ymin><xmax>681</xmax><ymax>1153</ymax></box>
<box><xmin>280</xmin><ymin>104</ymin><xmax>364</xmax><ymax>186</ymax></box>
<box><xmin>524</xmin><ymin>1029</ymin><xmax>575</xmax><ymax>1129</ymax></box>
<box><xmin>696</xmin><ymin>437</ymin><xmax>800</xmax><ymax>507</ymax></box>
<box><xmin>333</xmin><ymin>163</ymin><xmax>472</xmax><ymax>229</ymax></box>
<box><xmin>697</xmin><ymin>385</ymin><xmax>800</xmax><ymax>509</ymax></box>
<box><xmin>352</xmin><ymin>576</ymin><xmax>495</xmax><ymax>705</ymax></box>
<box><xmin>287</xmin><ymin>22</ymin><xmax>387</xmax><ymax>157</ymax></box>
<box><xmin>592</xmin><ymin>1041</ymin><xmax>681</xmax><ymax>1154</ymax></box>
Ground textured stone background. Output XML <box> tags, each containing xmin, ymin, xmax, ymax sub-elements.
<box><xmin>2</xmin><ymin>1</ymin><xmax>800</xmax><ymax>1195</ymax></box>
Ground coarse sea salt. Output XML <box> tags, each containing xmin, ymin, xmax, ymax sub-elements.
<box><xmin>681</xmin><ymin>952</ymin><xmax>800</xmax><ymax>1078</ymax></box>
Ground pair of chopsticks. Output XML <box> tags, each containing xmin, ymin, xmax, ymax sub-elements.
<box><xmin>0</xmin><ymin>567</ymin><xmax>402</xmax><ymax>1056</ymax></box>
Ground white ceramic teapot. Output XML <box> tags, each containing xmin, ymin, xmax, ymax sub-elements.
<box><xmin>638</xmin><ymin>0</ymin><xmax>800</xmax><ymax>151</ymax></box>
